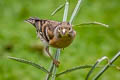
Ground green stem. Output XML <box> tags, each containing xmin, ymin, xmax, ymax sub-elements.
<box><xmin>86</xmin><ymin>56</ymin><xmax>109</xmax><ymax>80</ymax></box>
<box><xmin>93</xmin><ymin>51</ymin><xmax>120</xmax><ymax>80</ymax></box>
<box><xmin>51</xmin><ymin>4</ymin><xmax>65</xmax><ymax>16</ymax></box>
<box><xmin>69</xmin><ymin>0</ymin><xmax>82</xmax><ymax>24</ymax></box>
<box><xmin>8</xmin><ymin>56</ymin><xmax>49</xmax><ymax>74</ymax></box>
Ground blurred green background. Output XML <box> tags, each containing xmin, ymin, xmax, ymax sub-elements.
<box><xmin>0</xmin><ymin>0</ymin><xmax>120</xmax><ymax>80</ymax></box>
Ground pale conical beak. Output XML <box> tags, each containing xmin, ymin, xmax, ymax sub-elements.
<box><xmin>62</xmin><ymin>29</ymin><xmax>66</xmax><ymax>35</ymax></box>
<box><xmin>24</xmin><ymin>19</ymin><xmax>30</xmax><ymax>23</ymax></box>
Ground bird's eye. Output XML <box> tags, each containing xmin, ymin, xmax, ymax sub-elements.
<box><xmin>30</xmin><ymin>19</ymin><xmax>35</xmax><ymax>23</ymax></box>
<box><xmin>68</xmin><ymin>27</ymin><xmax>71</xmax><ymax>30</ymax></box>
<box><xmin>68</xmin><ymin>27</ymin><xmax>72</xmax><ymax>32</ymax></box>
<box><xmin>68</xmin><ymin>27</ymin><xmax>72</xmax><ymax>31</ymax></box>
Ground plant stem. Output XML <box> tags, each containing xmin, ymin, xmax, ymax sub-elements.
<box><xmin>56</xmin><ymin>65</ymin><xmax>93</xmax><ymax>77</ymax></box>
<box><xmin>63</xmin><ymin>0</ymin><xmax>69</xmax><ymax>22</ymax></box>
<box><xmin>45</xmin><ymin>49</ymin><xmax>61</xmax><ymax>80</ymax></box>
<box><xmin>93</xmin><ymin>51</ymin><xmax>120</xmax><ymax>80</ymax></box>
<box><xmin>51</xmin><ymin>4</ymin><xmax>65</xmax><ymax>16</ymax></box>
<box><xmin>46</xmin><ymin>61</ymin><xmax>54</xmax><ymax>80</ymax></box>
<box><xmin>8</xmin><ymin>56</ymin><xmax>49</xmax><ymax>74</ymax></box>
<box><xmin>51</xmin><ymin>49</ymin><xmax>61</xmax><ymax>80</ymax></box>
<box><xmin>85</xmin><ymin>56</ymin><xmax>109</xmax><ymax>80</ymax></box>
<box><xmin>56</xmin><ymin>64</ymin><xmax>116</xmax><ymax>77</ymax></box>
<box><xmin>74</xmin><ymin>21</ymin><xmax>109</xmax><ymax>28</ymax></box>
<box><xmin>69</xmin><ymin>0</ymin><xmax>82</xmax><ymax>24</ymax></box>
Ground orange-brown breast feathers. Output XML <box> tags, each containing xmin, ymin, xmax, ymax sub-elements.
<box><xmin>49</xmin><ymin>34</ymin><xmax>75</xmax><ymax>48</ymax></box>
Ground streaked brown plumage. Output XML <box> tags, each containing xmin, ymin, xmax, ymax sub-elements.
<box><xmin>25</xmin><ymin>17</ymin><xmax>76</xmax><ymax>66</ymax></box>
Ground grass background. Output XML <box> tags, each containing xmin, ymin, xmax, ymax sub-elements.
<box><xmin>0</xmin><ymin>0</ymin><xmax>120</xmax><ymax>80</ymax></box>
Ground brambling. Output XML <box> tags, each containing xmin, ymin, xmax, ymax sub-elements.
<box><xmin>25</xmin><ymin>17</ymin><xmax>76</xmax><ymax>66</ymax></box>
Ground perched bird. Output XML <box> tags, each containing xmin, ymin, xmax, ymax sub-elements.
<box><xmin>25</xmin><ymin>17</ymin><xmax>76</xmax><ymax>66</ymax></box>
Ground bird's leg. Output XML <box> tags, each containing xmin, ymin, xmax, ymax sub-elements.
<box><xmin>45</xmin><ymin>46</ymin><xmax>60</xmax><ymax>67</ymax></box>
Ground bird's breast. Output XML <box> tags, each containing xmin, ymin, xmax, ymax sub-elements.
<box><xmin>49</xmin><ymin>36</ymin><xmax>75</xmax><ymax>48</ymax></box>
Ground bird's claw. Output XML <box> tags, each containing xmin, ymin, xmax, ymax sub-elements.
<box><xmin>53</xmin><ymin>59</ymin><xmax>60</xmax><ymax>67</ymax></box>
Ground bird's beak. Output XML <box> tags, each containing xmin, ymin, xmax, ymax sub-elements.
<box><xmin>62</xmin><ymin>29</ymin><xmax>66</xmax><ymax>35</ymax></box>
<box><xmin>24</xmin><ymin>19</ymin><xmax>30</xmax><ymax>23</ymax></box>
<box><xmin>61</xmin><ymin>29</ymin><xmax>68</xmax><ymax>37</ymax></box>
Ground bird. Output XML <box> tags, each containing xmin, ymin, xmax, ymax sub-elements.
<box><xmin>25</xmin><ymin>17</ymin><xmax>76</xmax><ymax>67</ymax></box>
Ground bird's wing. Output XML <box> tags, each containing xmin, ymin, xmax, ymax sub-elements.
<box><xmin>34</xmin><ymin>19</ymin><xmax>60</xmax><ymax>43</ymax></box>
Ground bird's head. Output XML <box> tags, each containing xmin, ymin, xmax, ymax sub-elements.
<box><xmin>25</xmin><ymin>17</ymin><xmax>40</xmax><ymax>26</ymax></box>
<box><xmin>55</xmin><ymin>22</ymin><xmax>74</xmax><ymax>38</ymax></box>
